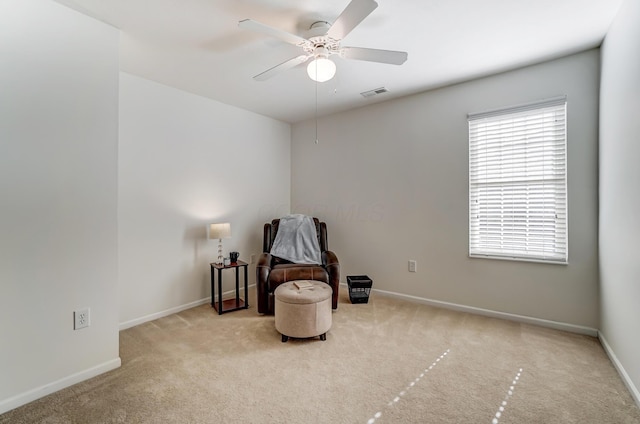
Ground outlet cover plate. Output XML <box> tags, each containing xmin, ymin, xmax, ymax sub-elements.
<box><xmin>408</xmin><ymin>260</ymin><xmax>417</xmax><ymax>272</ymax></box>
<box><xmin>74</xmin><ymin>308</ymin><xmax>90</xmax><ymax>330</ymax></box>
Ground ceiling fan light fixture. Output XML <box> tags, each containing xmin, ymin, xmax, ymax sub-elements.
<box><xmin>307</xmin><ymin>54</ymin><xmax>336</xmax><ymax>83</ymax></box>
<box><xmin>239</xmin><ymin>0</ymin><xmax>407</xmax><ymax>83</ymax></box>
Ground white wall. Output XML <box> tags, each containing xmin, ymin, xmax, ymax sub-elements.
<box><xmin>292</xmin><ymin>50</ymin><xmax>600</xmax><ymax>329</ymax></box>
<box><xmin>118</xmin><ymin>73</ymin><xmax>290</xmax><ymax>327</ymax></box>
<box><xmin>599</xmin><ymin>0</ymin><xmax>640</xmax><ymax>403</ymax></box>
<box><xmin>0</xmin><ymin>0</ymin><xmax>120</xmax><ymax>413</ymax></box>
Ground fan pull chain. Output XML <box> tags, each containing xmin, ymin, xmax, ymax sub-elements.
<box><xmin>315</xmin><ymin>78</ymin><xmax>319</xmax><ymax>144</ymax></box>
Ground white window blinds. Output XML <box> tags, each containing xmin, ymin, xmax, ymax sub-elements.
<box><xmin>468</xmin><ymin>96</ymin><xmax>567</xmax><ymax>263</ymax></box>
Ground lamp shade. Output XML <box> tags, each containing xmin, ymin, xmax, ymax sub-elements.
<box><xmin>209</xmin><ymin>223</ymin><xmax>231</xmax><ymax>239</ymax></box>
<box><xmin>307</xmin><ymin>57</ymin><xmax>336</xmax><ymax>82</ymax></box>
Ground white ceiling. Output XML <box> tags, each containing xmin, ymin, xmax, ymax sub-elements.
<box><xmin>54</xmin><ymin>0</ymin><xmax>623</xmax><ymax>123</ymax></box>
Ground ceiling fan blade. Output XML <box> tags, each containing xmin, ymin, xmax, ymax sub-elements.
<box><xmin>239</xmin><ymin>19</ymin><xmax>310</xmax><ymax>47</ymax></box>
<box><xmin>327</xmin><ymin>0</ymin><xmax>378</xmax><ymax>40</ymax></box>
<box><xmin>253</xmin><ymin>54</ymin><xmax>311</xmax><ymax>81</ymax></box>
<box><xmin>340</xmin><ymin>47</ymin><xmax>408</xmax><ymax>65</ymax></box>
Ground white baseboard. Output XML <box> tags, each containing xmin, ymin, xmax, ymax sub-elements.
<box><xmin>353</xmin><ymin>286</ymin><xmax>639</xmax><ymax>408</ymax></box>
<box><xmin>343</xmin><ymin>283</ymin><xmax>598</xmax><ymax>336</ymax></box>
<box><xmin>0</xmin><ymin>357</ymin><xmax>121</xmax><ymax>415</ymax></box>
<box><xmin>119</xmin><ymin>298</ymin><xmax>211</xmax><ymax>330</ymax></box>
<box><xmin>598</xmin><ymin>332</ymin><xmax>640</xmax><ymax>408</ymax></box>
<box><xmin>1</xmin><ymin>286</ymin><xmax>258</xmax><ymax>414</ymax></box>
<box><xmin>119</xmin><ymin>284</ymin><xmax>256</xmax><ymax>331</ymax></box>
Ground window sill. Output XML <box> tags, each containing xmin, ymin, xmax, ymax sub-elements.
<box><xmin>469</xmin><ymin>254</ymin><xmax>568</xmax><ymax>265</ymax></box>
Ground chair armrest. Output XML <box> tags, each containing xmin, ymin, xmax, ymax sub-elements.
<box><xmin>256</xmin><ymin>252</ymin><xmax>273</xmax><ymax>314</ymax></box>
<box><xmin>322</xmin><ymin>251</ymin><xmax>340</xmax><ymax>310</ymax></box>
<box><xmin>257</xmin><ymin>253</ymin><xmax>273</xmax><ymax>287</ymax></box>
<box><xmin>322</xmin><ymin>250</ymin><xmax>339</xmax><ymax>268</ymax></box>
<box><xmin>257</xmin><ymin>252</ymin><xmax>272</xmax><ymax>269</ymax></box>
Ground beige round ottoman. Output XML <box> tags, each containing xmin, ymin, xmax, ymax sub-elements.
<box><xmin>274</xmin><ymin>280</ymin><xmax>332</xmax><ymax>342</ymax></box>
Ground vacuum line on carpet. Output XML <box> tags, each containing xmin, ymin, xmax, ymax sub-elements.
<box><xmin>366</xmin><ymin>349</ymin><xmax>451</xmax><ymax>424</ymax></box>
<box><xmin>492</xmin><ymin>368</ymin><xmax>523</xmax><ymax>424</ymax></box>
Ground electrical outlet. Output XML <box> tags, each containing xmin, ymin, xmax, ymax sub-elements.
<box><xmin>250</xmin><ymin>254</ymin><xmax>256</xmax><ymax>264</ymax></box>
<box><xmin>408</xmin><ymin>260</ymin><xmax>417</xmax><ymax>273</ymax></box>
<box><xmin>74</xmin><ymin>308</ymin><xmax>90</xmax><ymax>330</ymax></box>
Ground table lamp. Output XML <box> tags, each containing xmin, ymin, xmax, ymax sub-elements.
<box><xmin>209</xmin><ymin>222</ymin><xmax>231</xmax><ymax>265</ymax></box>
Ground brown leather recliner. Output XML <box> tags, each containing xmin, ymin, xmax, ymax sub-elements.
<box><xmin>256</xmin><ymin>217</ymin><xmax>339</xmax><ymax>314</ymax></box>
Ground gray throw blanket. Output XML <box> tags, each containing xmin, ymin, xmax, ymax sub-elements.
<box><xmin>270</xmin><ymin>214</ymin><xmax>322</xmax><ymax>265</ymax></box>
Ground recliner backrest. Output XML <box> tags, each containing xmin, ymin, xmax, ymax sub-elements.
<box><xmin>263</xmin><ymin>217</ymin><xmax>328</xmax><ymax>253</ymax></box>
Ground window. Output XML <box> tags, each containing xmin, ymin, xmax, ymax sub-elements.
<box><xmin>468</xmin><ymin>96</ymin><xmax>567</xmax><ymax>263</ymax></box>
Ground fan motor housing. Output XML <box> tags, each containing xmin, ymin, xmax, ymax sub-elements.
<box><xmin>305</xmin><ymin>21</ymin><xmax>339</xmax><ymax>55</ymax></box>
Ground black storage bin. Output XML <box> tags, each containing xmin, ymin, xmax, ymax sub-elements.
<box><xmin>347</xmin><ymin>275</ymin><xmax>373</xmax><ymax>304</ymax></box>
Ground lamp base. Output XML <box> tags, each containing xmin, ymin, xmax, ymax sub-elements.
<box><xmin>216</xmin><ymin>240</ymin><xmax>224</xmax><ymax>265</ymax></box>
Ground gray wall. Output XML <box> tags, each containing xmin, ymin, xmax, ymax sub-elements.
<box><xmin>292</xmin><ymin>50</ymin><xmax>600</xmax><ymax>329</ymax></box>
<box><xmin>118</xmin><ymin>73</ymin><xmax>291</xmax><ymax>327</ymax></box>
<box><xmin>599</xmin><ymin>0</ymin><xmax>640</xmax><ymax>403</ymax></box>
<box><xmin>0</xmin><ymin>0</ymin><xmax>120</xmax><ymax>412</ymax></box>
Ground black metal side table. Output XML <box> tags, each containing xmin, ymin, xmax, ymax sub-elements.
<box><xmin>210</xmin><ymin>260</ymin><xmax>249</xmax><ymax>314</ymax></box>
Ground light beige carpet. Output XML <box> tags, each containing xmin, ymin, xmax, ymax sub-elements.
<box><xmin>2</xmin><ymin>288</ymin><xmax>639</xmax><ymax>423</ymax></box>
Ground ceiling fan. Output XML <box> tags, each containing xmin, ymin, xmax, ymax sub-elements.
<box><xmin>238</xmin><ymin>0</ymin><xmax>408</xmax><ymax>82</ymax></box>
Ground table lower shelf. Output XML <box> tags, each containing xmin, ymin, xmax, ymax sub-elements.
<box><xmin>213</xmin><ymin>298</ymin><xmax>248</xmax><ymax>314</ymax></box>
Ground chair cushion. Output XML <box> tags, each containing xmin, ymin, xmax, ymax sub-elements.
<box><xmin>268</xmin><ymin>264</ymin><xmax>329</xmax><ymax>288</ymax></box>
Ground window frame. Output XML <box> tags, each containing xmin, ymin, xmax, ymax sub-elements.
<box><xmin>468</xmin><ymin>96</ymin><xmax>568</xmax><ymax>264</ymax></box>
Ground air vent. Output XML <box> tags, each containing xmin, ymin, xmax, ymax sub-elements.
<box><xmin>360</xmin><ymin>87</ymin><xmax>389</xmax><ymax>98</ymax></box>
